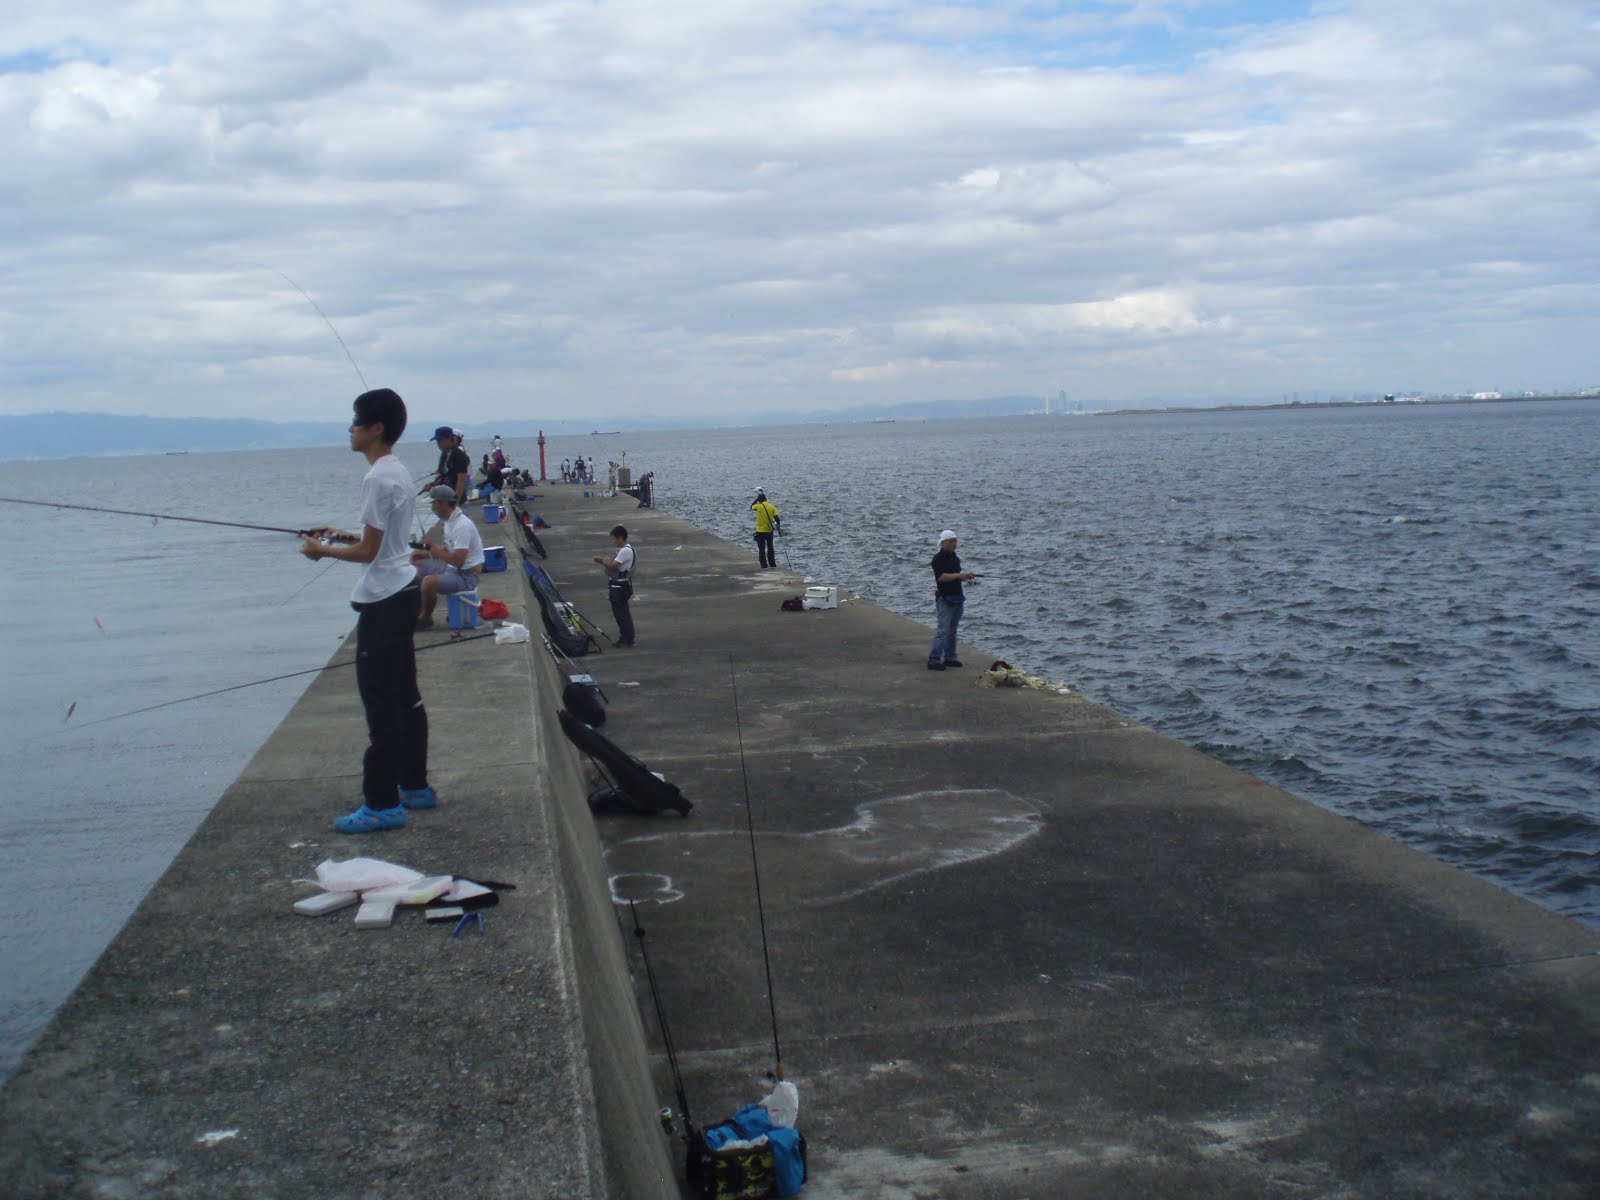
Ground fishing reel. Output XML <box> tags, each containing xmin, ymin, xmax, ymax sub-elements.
<box><xmin>299</xmin><ymin>527</ymin><xmax>359</xmax><ymax>546</ymax></box>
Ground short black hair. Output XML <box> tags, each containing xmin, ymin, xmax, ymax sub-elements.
<box><xmin>352</xmin><ymin>388</ymin><xmax>407</xmax><ymax>445</ymax></box>
<box><xmin>610</xmin><ymin>525</ymin><xmax>628</xmax><ymax>539</ymax></box>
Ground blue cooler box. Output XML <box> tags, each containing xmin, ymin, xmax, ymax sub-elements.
<box><xmin>481</xmin><ymin>545</ymin><xmax>507</xmax><ymax>572</ymax></box>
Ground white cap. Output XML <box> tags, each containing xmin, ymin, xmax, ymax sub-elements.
<box><xmin>938</xmin><ymin>529</ymin><xmax>957</xmax><ymax>543</ymax></box>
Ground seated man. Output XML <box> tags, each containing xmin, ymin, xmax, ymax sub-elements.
<box><xmin>482</xmin><ymin>456</ymin><xmax>506</xmax><ymax>497</ymax></box>
<box><xmin>413</xmin><ymin>485</ymin><xmax>485</xmax><ymax>629</ymax></box>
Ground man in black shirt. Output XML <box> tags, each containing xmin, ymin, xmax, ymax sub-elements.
<box><xmin>426</xmin><ymin>426</ymin><xmax>471</xmax><ymax>503</ymax></box>
<box><xmin>928</xmin><ymin>529</ymin><xmax>975</xmax><ymax>671</ymax></box>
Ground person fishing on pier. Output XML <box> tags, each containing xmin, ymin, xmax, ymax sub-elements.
<box><xmin>927</xmin><ymin>528</ymin><xmax>976</xmax><ymax>671</ymax></box>
<box><xmin>592</xmin><ymin>524</ymin><xmax>636</xmax><ymax>647</ymax></box>
<box><xmin>413</xmin><ymin>485</ymin><xmax>484</xmax><ymax>630</ymax></box>
<box><xmin>300</xmin><ymin>388</ymin><xmax>438</xmax><ymax>832</ymax></box>
<box><xmin>751</xmin><ymin>488</ymin><xmax>781</xmax><ymax>569</ymax></box>
<box><xmin>425</xmin><ymin>426</ymin><xmax>470</xmax><ymax>503</ymax></box>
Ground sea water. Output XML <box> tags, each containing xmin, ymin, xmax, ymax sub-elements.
<box><xmin>0</xmin><ymin>443</ymin><xmax>440</xmax><ymax>1079</ymax></box>
<box><xmin>648</xmin><ymin>402</ymin><xmax>1597</xmax><ymax>934</ymax></box>
<box><xmin>1</xmin><ymin>399</ymin><xmax>1596</xmax><ymax>1079</ymax></box>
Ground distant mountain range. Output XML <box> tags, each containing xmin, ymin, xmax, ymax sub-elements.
<box><xmin>0</xmin><ymin>399</ymin><xmax>1048</xmax><ymax>460</ymax></box>
<box><xmin>5</xmin><ymin>389</ymin><xmax>1521</xmax><ymax>460</ymax></box>
<box><xmin>0</xmin><ymin>412</ymin><xmax>352</xmax><ymax>461</ymax></box>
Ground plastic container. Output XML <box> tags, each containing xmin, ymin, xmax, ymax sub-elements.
<box><xmin>447</xmin><ymin>593</ymin><xmax>481</xmax><ymax>629</ymax></box>
<box><xmin>802</xmin><ymin>586</ymin><xmax>839</xmax><ymax>610</ymax></box>
<box><xmin>482</xmin><ymin>504</ymin><xmax>502</xmax><ymax>524</ymax></box>
<box><xmin>481</xmin><ymin>545</ymin><xmax>507</xmax><ymax>572</ymax></box>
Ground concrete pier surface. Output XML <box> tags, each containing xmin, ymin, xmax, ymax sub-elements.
<box><xmin>0</xmin><ymin>504</ymin><xmax>675</xmax><ymax>1200</ymax></box>
<box><xmin>3</xmin><ymin>485</ymin><xmax>1597</xmax><ymax>1198</ymax></box>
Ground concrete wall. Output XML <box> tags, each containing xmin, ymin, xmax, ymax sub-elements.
<box><xmin>525</xmin><ymin>637</ymin><xmax>679</xmax><ymax>1197</ymax></box>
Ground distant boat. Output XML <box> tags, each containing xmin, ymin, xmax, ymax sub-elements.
<box><xmin>870</xmin><ymin>418</ymin><xmax>895</xmax><ymax>424</ymax></box>
<box><xmin>165</xmin><ymin>450</ymin><xmax>189</xmax><ymax>455</ymax></box>
<box><xmin>590</xmin><ymin>430</ymin><xmax>621</xmax><ymax>435</ymax></box>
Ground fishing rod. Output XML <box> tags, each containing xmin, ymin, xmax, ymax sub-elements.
<box><xmin>539</xmin><ymin>630</ymin><xmax>610</xmax><ymax>704</ymax></box>
<box><xmin>53</xmin><ymin>630</ymin><xmax>498</xmax><ymax>733</ymax></box>
<box><xmin>0</xmin><ymin>497</ymin><xmax>358</xmax><ymax>542</ymax></box>
<box><xmin>729</xmin><ymin>655</ymin><xmax>785</xmax><ymax>1083</ymax></box>
<box><xmin>253</xmin><ymin>263</ymin><xmax>369</xmax><ymax>390</ymax></box>
<box><xmin>541</xmin><ymin>566</ymin><xmax>617</xmax><ymax>647</ymax></box>
<box><xmin>627</xmin><ymin>899</ymin><xmax>697</xmax><ymax>1152</ymax></box>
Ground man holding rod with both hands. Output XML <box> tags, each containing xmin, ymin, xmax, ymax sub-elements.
<box><xmin>928</xmin><ymin>528</ymin><xmax>978</xmax><ymax>672</ymax></box>
<box><xmin>299</xmin><ymin>387</ymin><xmax>437</xmax><ymax>834</ymax></box>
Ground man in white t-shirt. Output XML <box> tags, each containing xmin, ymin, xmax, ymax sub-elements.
<box><xmin>413</xmin><ymin>485</ymin><xmax>485</xmax><ymax>629</ymax></box>
<box><xmin>592</xmin><ymin>524</ymin><xmax>635</xmax><ymax>646</ymax></box>
<box><xmin>300</xmin><ymin>388</ymin><xmax>436</xmax><ymax>833</ymax></box>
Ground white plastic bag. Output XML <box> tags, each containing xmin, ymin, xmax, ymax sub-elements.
<box><xmin>494</xmin><ymin>622</ymin><xmax>530</xmax><ymax>644</ymax></box>
<box><xmin>313</xmin><ymin>857</ymin><xmax>422</xmax><ymax>894</ymax></box>
<box><xmin>761</xmin><ymin>1080</ymin><xmax>799</xmax><ymax>1128</ymax></box>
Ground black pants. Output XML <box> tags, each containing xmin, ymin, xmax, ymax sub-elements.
<box><xmin>754</xmin><ymin>531</ymin><xmax>775</xmax><ymax>568</ymax></box>
<box><xmin>609</xmin><ymin>579</ymin><xmax>635</xmax><ymax>645</ymax></box>
<box><xmin>354</xmin><ymin>583</ymin><xmax>429</xmax><ymax>809</ymax></box>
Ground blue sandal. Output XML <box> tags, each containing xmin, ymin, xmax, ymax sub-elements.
<box><xmin>398</xmin><ymin>786</ymin><xmax>438</xmax><ymax>810</ymax></box>
<box><xmin>334</xmin><ymin>804</ymin><xmax>407</xmax><ymax>833</ymax></box>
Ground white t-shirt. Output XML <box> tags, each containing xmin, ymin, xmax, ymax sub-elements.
<box><xmin>613</xmin><ymin>544</ymin><xmax>634</xmax><ymax>579</ymax></box>
<box><xmin>442</xmin><ymin>507</ymin><xmax>486</xmax><ymax>570</ymax></box>
<box><xmin>352</xmin><ymin>453</ymin><xmax>419</xmax><ymax>604</ymax></box>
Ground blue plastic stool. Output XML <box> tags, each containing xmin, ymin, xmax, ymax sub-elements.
<box><xmin>447</xmin><ymin>591</ymin><xmax>481</xmax><ymax>630</ymax></box>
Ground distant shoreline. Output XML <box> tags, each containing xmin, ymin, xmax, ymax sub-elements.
<box><xmin>1098</xmin><ymin>393</ymin><xmax>1598</xmax><ymax>418</ymax></box>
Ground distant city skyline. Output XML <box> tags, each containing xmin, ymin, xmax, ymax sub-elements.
<box><xmin>2</xmin><ymin>1</ymin><xmax>1595</xmax><ymax>426</ymax></box>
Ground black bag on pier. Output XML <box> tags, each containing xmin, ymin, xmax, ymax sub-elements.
<box><xmin>562</xmin><ymin>678</ymin><xmax>606</xmax><ymax>726</ymax></box>
<box><xmin>558</xmin><ymin>710</ymin><xmax>691</xmax><ymax>816</ymax></box>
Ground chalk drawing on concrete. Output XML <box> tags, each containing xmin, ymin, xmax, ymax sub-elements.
<box><xmin>605</xmin><ymin>789</ymin><xmax>1042</xmax><ymax>908</ymax></box>
<box><xmin>608</xmin><ymin>872</ymin><xmax>683</xmax><ymax>906</ymax></box>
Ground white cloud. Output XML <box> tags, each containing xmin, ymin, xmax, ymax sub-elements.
<box><xmin>0</xmin><ymin>0</ymin><xmax>1596</xmax><ymax>422</ymax></box>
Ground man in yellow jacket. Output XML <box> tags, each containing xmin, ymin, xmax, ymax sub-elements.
<box><xmin>751</xmin><ymin>488</ymin><xmax>781</xmax><ymax>569</ymax></box>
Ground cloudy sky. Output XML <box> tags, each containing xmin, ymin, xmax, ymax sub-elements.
<box><xmin>2</xmin><ymin>0</ymin><xmax>1595</xmax><ymax>425</ymax></box>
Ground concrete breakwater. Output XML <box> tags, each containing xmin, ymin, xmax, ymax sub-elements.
<box><xmin>3</xmin><ymin>487</ymin><xmax>1598</xmax><ymax>1198</ymax></box>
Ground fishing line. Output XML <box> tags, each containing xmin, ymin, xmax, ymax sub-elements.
<box><xmin>277</xmin><ymin>558</ymin><xmax>343</xmax><ymax>607</ymax></box>
<box><xmin>627</xmin><ymin>899</ymin><xmax>696</xmax><ymax>1146</ymax></box>
<box><xmin>252</xmin><ymin>263</ymin><xmax>369</xmax><ymax>390</ymax></box>
<box><xmin>53</xmin><ymin>631</ymin><xmax>496</xmax><ymax>733</ymax></box>
<box><xmin>729</xmin><ymin>654</ymin><xmax>785</xmax><ymax>1081</ymax></box>
<box><xmin>0</xmin><ymin>497</ymin><xmax>352</xmax><ymax>540</ymax></box>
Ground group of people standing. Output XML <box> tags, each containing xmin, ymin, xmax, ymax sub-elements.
<box><xmin>561</xmin><ymin>457</ymin><xmax>594</xmax><ymax>484</ymax></box>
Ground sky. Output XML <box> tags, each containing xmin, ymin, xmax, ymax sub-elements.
<box><xmin>1</xmin><ymin>0</ymin><xmax>1596</xmax><ymax>426</ymax></box>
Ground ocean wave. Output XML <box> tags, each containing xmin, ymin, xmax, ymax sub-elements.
<box><xmin>657</xmin><ymin>402</ymin><xmax>1600</xmax><ymax>929</ymax></box>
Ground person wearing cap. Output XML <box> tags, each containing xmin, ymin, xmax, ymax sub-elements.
<box><xmin>751</xmin><ymin>488</ymin><xmax>781</xmax><ymax>569</ymax></box>
<box><xmin>425</xmin><ymin>427</ymin><xmax>471</xmax><ymax>503</ymax></box>
<box><xmin>928</xmin><ymin>529</ymin><xmax>975</xmax><ymax>671</ymax></box>
<box><xmin>300</xmin><ymin>387</ymin><xmax>436</xmax><ymax>832</ymax></box>
<box><xmin>412</xmin><ymin>485</ymin><xmax>486</xmax><ymax>629</ymax></box>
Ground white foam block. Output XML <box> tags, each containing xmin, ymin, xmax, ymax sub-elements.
<box><xmin>443</xmin><ymin>879</ymin><xmax>493</xmax><ymax>902</ymax></box>
<box><xmin>293</xmin><ymin>891</ymin><xmax>359</xmax><ymax>917</ymax></box>
<box><xmin>363</xmin><ymin>875</ymin><xmax>454</xmax><ymax>905</ymax></box>
<box><xmin>353</xmin><ymin>900</ymin><xmax>396</xmax><ymax>929</ymax></box>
